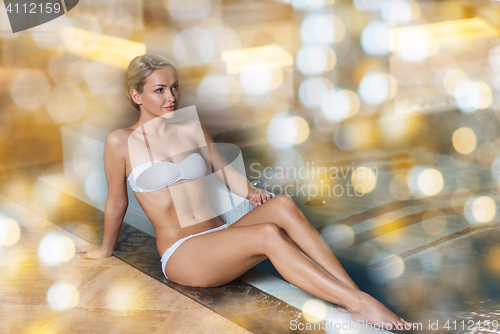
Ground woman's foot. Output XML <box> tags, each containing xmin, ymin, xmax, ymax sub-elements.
<box><xmin>347</xmin><ymin>292</ymin><xmax>412</xmax><ymax>331</ymax></box>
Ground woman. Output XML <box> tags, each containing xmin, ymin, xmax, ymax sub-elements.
<box><xmin>76</xmin><ymin>53</ymin><xmax>411</xmax><ymax>331</ymax></box>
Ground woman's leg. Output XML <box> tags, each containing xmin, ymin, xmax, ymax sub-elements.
<box><xmin>229</xmin><ymin>195</ymin><xmax>358</xmax><ymax>291</ymax></box>
<box><xmin>165</xmin><ymin>222</ymin><xmax>407</xmax><ymax>330</ymax></box>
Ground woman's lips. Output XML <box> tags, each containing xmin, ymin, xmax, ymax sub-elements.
<box><xmin>164</xmin><ymin>106</ymin><xmax>175</xmax><ymax>110</ymax></box>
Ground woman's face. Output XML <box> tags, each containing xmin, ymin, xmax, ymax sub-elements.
<box><xmin>133</xmin><ymin>66</ymin><xmax>180</xmax><ymax>118</ymax></box>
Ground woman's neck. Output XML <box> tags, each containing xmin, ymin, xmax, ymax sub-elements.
<box><xmin>134</xmin><ymin>109</ymin><xmax>174</xmax><ymax>135</ymax></box>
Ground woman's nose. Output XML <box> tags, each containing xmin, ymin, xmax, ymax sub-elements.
<box><xmin>165</xmin><ymin>91</ymin><xmax>175</xmax><ymax>101</ymax></box>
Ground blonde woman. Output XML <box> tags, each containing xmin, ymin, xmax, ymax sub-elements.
<box><xmin>76</xmin><ymin>53</ymin><xmax>411</xmax><ymax>331</ymax></box>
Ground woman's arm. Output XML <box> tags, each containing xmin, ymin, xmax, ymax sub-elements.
<box><xmin>76</xmin><ymin>130</ymin><xmax>129</xmax><ymax>259</ymax></box>
<box><xmin>194</xmin><ymin>122</ymin><xmax>271</xmax><ymax>206</ymax></box>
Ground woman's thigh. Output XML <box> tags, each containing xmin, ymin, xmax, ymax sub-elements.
<box><xmin>165</xmin><ymin>223</ymin><xmax>276</xmax><ymax>287</ymax></box>
<box><xmin>227</xmin><ymin>194</ymin><xmax>297</xmax><ymax>229</ymax></box>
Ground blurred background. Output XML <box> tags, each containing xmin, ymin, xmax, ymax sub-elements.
<box><xmin>4</xmin><ymin>0</ymin><xmax>500</xmax><ymax>168</ymax></box>
<box><xmin>3</xmin><ymin>0</ymin><xmax>500</xmax><ymax>332</ymax></box>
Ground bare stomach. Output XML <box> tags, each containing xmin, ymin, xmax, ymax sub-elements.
<box><xmin>154</xmin><ymin>216</ymin><xmax>225</xmax><ymax>256</ymax></box>
<box><xmin>132</xmin><ymin>182</ymin><xmax>225</xmax><ymax>256</ymax></box>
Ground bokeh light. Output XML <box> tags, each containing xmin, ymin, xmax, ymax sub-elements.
<box><xmin>173</xmin><ymin>27</ymin><xmax>216</xmax><ymax>64</ymax></box>
<box><xmin>10</xmin><ymin>70</ymin><xmax>51</xmax><ymax>111</ymax></box>
<box><xmin>321</xmin><ymin>224</ymin><xmax>355</xmax><ymax>251</ymax></box>
<box><xmin>358</xmin><ymin>72</ymin><xmax>397</xmax><ymax>105</ymax></box>
<box><xmin>197</xmin><ymin>74</ymin><xmax>241</xmax><ymax>111</ymax></box>
<box><xmin>381</xmin><ymin>0</ymin><xmax>420</xmax><ymax>24</ymax></box>
<box><xmin>454</xmin><ymin>80</ymin><xmax>492</xmax><ymax>113</ymax></box>
<box><xmin>0</xmin><ymin>217</ymin><xmax>21</xmax><ymax>247</ymax></box>
<box><xmin>321</xmin><ymin>89</ymin><xmax>360</xmax><ymax>122</ymax></box>
<box><xmin>239</xmin><ymin>62</ymin><xmax>282</xmax><ymax>96</ymax></box>
<box><xmin>299</xmin><ymin>77</ymin><xmax>333</xmax><ymax>109</ymax></box>
<box><xmin>389</xmin><ymin>174</ymin><xmax>413</xmax><ymax>200</ymax></box>
<box><xmin>442</xmin><ymin>69</ymin><xmax>468</xmax><ymax>96</ymax></box>
<box><xmin>368</xmin><ymin>253</ymin><xmax>405</xmax><ymax>283</ymax></box>
<box><xmin>297</xmin><ymin>45</ymin><xmax>336</xmax><ymax>75</ymax></box>
<box><xmin>491</xmin><ymin>157</ymin><xmax>500</xmax><ymax>184</ymax></box>
<box><xmin>421</xmin><ymin>209</ymin><xmax>446</xmax><ymax>236</ymax></box>
<box><xmin>221</xmin><ymin>44</ymin><xmax>293</xmax><ymax>75</ymax></box>
<box><xmin>300</xmin><ymin>14</ymin><xmax>345</xmax><ymax>45</ymax></box>
<box><xmin>49</xmin><ymin>52</ymin><xmax>87</xmax><ymax>86</ymax></box>
<box><xmin>417</xmin><ymin>168</ymin><xmax>443</xmax><ymax>196</ymax></box>
<box><xmin>267</xmin><ymin>114</ymin><xmax>295</xmax><ymax>149</ymax></box>
<box><xmin>106</xmin><ymin>282</ymin><xmax>146</xmax><ymax>309</ymax></box>
<box><xmin>477</xmin><ymin>142</ymin><xmax>499</xmax><ymax>168</ymax></box>
<box><xmin>406</xmin><ymin>165</ymin><xmax>426</xmax><ymax>195</ymax></box>
<box><xmin>282</xmin><ymin>116</ymin><xmax>310</xmax><ymax>145</ymax></box>
<box><xmin>465</xmin><ymin>196</ymin><xmax>497</xmax><ymax>224</ymax></box>
<box><xmin>30</xmin><ymin>14</ymin><xmax>73</xmax><ymax>49</ymax></box>
<box><xmin>292</xmin><ymin>0</ymin><xmax>335</xmax><ymax>10</ymax></box>
<box><xmin>165</xmin><ymin>0</ymin><xmax>211</xmax><ymax>21</ymax></box>
<box><xmin>395</xmin><ymin>28</ymin><xmax>438</xmax><ymax>62</ymax></box>
<box><xmin>354</xmin><ymin>0</ymin><xmax>384</xmax><ymax>11</ymax></box>
<box><xmin>361</xmin><ymin>21</ymin><xmax>390</xmax><ymax>55</ymax></box>
<box><xmin>85</xmin><ymin>170</ymin><xmax>108</xmax><ymax>206</ymax></box>
<box><xmin>302</xmin><ymin>299</ymin><xmax>329</xmax><ymax>323</ymax></box>
<box><xmin>85</xmin><ymin>57</ymin><xmax>125</xmax><ymax>95</ymax></box>
<box><xmin>452</xmin><ymin>127</ymin><xmax>477</xmax><ymax>154</ymax></box>
<box><xmin>38</xmin><ymin>232</ymin><xmax>76</xmax><ymax>266</ymax></box>
<box><xmin>351</xmin><ymin>166</ymin><xmax>377</xmax><ymax>194</ymax></box>
<box><xmin>47</xmin><ymin>282</ymin><xmax>80</xmax><ymax>311</ymax></box>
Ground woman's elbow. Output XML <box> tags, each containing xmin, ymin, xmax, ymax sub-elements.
<box><xmin>106</xmin><ymin>198</ymin><xmax>128</xmax><ymax>211</ymax></box>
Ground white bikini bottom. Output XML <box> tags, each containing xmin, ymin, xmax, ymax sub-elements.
<box><xmin>161</xmin><ymin>223</ymin><xmax>230</xmax><ymax>280</ymax></box>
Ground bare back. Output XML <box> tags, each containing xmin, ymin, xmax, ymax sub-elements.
<box><xmin>109</xmin><ymin>121</ymin><xmax>225</xmax><ymax>256</ymax></box>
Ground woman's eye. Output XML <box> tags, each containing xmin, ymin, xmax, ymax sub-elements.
<box><xmin>156</xmin><ymin>86</ymin><xmax>178</xmax><ymax>92</ymax></box>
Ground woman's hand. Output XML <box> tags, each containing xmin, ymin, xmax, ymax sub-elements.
<box><xmin>75</xmin><ymin>244</ymin><xmax>109</xmax><ymax>260</ymax></box>
<box><xmin>249</xmin><ymin>188</ymin><xmax>271</xmax><ymax>207</ymax></box>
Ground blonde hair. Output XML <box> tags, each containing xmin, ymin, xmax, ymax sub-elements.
<box><xmin>125</xmin><ymin>53</ymin><xmax>178</xmax><ymax>111</ymax></box>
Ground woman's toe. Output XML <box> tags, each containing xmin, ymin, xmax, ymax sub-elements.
<box><xmin>335</xmin><ymin>304</ymin><xmax>349</xmax><ymax>313</ymax></box>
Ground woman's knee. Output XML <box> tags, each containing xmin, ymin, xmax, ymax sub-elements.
<box><xmin>258</xmin><ymin>222</ymin><xmax>289</xmax><ymax>253</ymax></box>
<box><xmin>272</xmin><ymin>195</ymin><xmax>307</xmax><ymax>224</ymax></box>
<box><xmin>273</xmin><ymin>194</ymin><xmax>296</xmax><ymax>209</ymax></box>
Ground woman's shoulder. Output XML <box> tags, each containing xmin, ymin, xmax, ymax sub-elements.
<box><xmin>106</xmin><ymin>128</ymin><xmax>129</xmax><ymax>144</ymax></box>
<box><xmin>105</xmin><ymin>128</ymin><xmax>133</xmax><ymax>157</ymax></box>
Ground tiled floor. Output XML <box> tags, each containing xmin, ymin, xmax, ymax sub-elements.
<box><xmin>0</xmin><ymin>195</ymin><xmax>253</xmax><ymax>334</ymax></box>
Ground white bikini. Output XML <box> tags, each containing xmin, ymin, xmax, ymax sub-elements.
<box><xmin>127</xmin><ymin>127</ymin><xmax>229</xmax><ymax>280</ymax></box>
<box><xmin>127</xmin><ymin>152</ymin><xmax>207</xmax><ymax>193</ymax></box>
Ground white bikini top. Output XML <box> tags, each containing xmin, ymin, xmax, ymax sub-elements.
<box><xmin>127</xmin><ymin>153</ymin><xmax>206</xmax><ymax>193</ymax></box>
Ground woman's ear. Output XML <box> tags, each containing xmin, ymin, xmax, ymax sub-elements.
<box><xmin>131</xmin><ymin>89</ymin><xmax>142</xmax><ymax>105</ymax></box>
